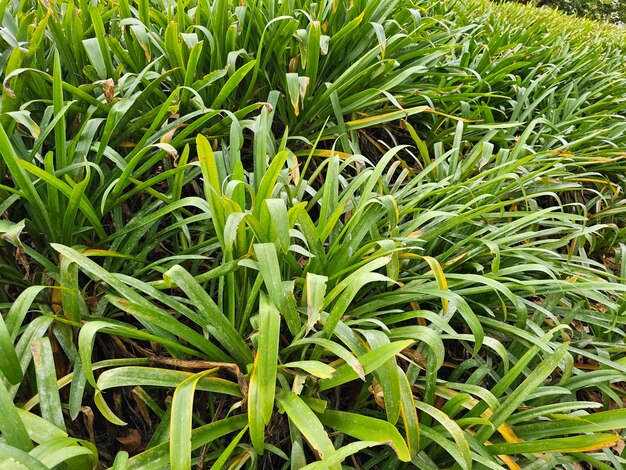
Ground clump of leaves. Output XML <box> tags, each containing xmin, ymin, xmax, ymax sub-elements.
<box><xmin>2</xmin><ymin>0</ymin><xmax>626</xmax><ymax>469</ymax></box>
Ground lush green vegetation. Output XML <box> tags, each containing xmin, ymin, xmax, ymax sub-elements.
<box><xmin>2</xmin><ymin>0</ymin><xmax>626</xmax><ymax>468</ymax></box>
<box><xmin>512</xmin><ymin>0</ymin><xmax>626</xmax><ymax>24</ymax></box>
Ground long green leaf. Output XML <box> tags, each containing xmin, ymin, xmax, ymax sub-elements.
<box><xmin>163</xmin><ymin>265</ymin><xmax>252</xmax><ymax>366</ymax></box>
<box><xmin>170</xmin><ymin>369</ymin><xmax>214</xmax><ymax>470</ymax></box>
<box><xmin>318</xmin><ymin>340</ymin><xmax>412</xmax><ymax>391</ymax></box>
<box><xmin>317</xmin><ymin>409</ymin><xmax>411</xmax><ymax>462</ymax></box>
<box><xmin>276</xmin><ymin>389</ymin><xmax>338</xmax><ymax>469</ymax></box>
<box><xmin>31</xmin><ymin>338</ymin><xmax>65</xmax><ymax>432</ymax></box>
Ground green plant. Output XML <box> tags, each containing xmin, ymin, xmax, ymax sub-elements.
<box><xmin>2</xmin><ymin>0</ymin><xmax>626</xmax><ymax>468</ymax></box>
<box><xmin>511</xmin><ymin>0</ymin><xmax>626</xmax><ymax>24</ymax></box>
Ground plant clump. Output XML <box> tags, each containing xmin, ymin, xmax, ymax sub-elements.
<box><xmin>1</xmin><ymin>0</ymin><xmax>626</xmax><ymax>468</ymax></box>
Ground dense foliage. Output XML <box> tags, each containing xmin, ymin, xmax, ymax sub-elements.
<box><xmin>2</xmin><ymin>0</ymin><xmax>626</xmax><ymax>468</ymax></box>
<box><xmin>512</xmin><ymin>0</ymin><xmax>626</xmax><ymax>23</ymax></box>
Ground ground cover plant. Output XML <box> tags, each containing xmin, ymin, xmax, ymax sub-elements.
<box><xmin>511</xmin><ymin>0</ymin><xmax>626</xmax><ymax>24</ymax></box>
<box><xmin>2</xmin><ymin>0</ymin><xmax>626</xmax><ymax>468</ymax></box>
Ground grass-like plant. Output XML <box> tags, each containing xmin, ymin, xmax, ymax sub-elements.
<box><xmin>2</xmin><ymin>0</ymin><xmax>626</xmax><ymax>468</ymax></box>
